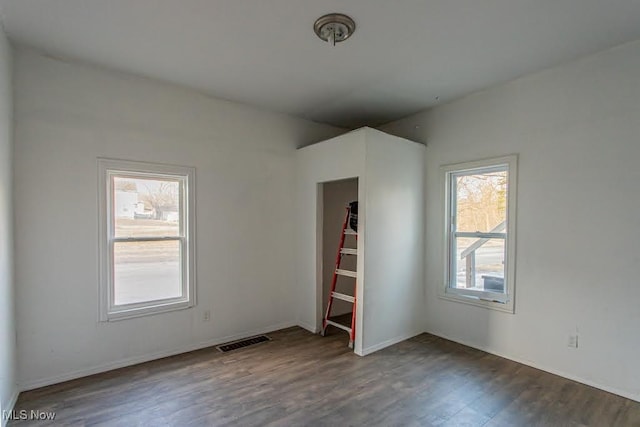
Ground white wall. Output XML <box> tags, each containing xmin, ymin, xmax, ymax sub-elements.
<box><xmin>322</xmin><ymin>178</ymin><xmax>358</xmax><ymax>318</ymax></box>
<box><xmin>360</xmin><ymin>129</ymin><xmax>425</xmax><ymax>354</ymax></box>
<box><xmin>0</xmin><ymin>27</ymin><xmax>16</xmax><ymax>421</ymax></box>
<box><xmin>296</xmin><ymin>128</ymin><xmax>425</xmax><ymax>356</ymax></box>
<box><xmin>13</xmin><ymin>47</ymin><xmax>343</xmax><ymax>390</ymax></box>
<box><xmin>381</xmin><ymin>39</ymin><xmax>640</xmax><ymax>401</ymax></box>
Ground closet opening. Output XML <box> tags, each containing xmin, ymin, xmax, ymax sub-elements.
<box><xmin>318</xmin><ymin>177</ymin><xmax>359</xmax><ymax>349</ymax></box>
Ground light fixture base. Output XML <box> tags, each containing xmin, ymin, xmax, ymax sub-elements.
<box><xmin>314</xmin><ymin>14</ymin><xmax>356</xmax><ymax>45</ymax></box>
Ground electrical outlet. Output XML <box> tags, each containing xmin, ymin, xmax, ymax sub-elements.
<box><xmin>203</xmin><ymin>310</ymin><xmax>211</xmax><ymax>322</ymax></box>
<box><xmin>567</xmin><ymin>335</ymin><xmax>578</xmax><ymax>348</ymax></box>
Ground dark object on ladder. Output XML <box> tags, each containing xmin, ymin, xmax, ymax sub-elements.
<box><xmin>321</xmin><ymin>202</ymin><xmax>358</xmax><ymax>348</ymax></box>
<box><xmin>349</xmin><ymin>201</ymin><xmax>358</xmax><ymax>232</ymax></box>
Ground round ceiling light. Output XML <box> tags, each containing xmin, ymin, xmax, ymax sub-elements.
<box><xmin>314</xmin><ymin>13</ymin><xmax>356</xmax><ymax>46</ymax></box>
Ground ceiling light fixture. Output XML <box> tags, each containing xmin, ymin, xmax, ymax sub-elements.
<box><xmin>314</xmin><ymin>13</ymin><xmax>356</xmax><ymax>46</ymax></box>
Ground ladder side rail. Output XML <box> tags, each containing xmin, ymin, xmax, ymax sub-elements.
<box><xmin>350</xmin><ymin>232</ymin><xmax>358</xmax><ymax>348</ymax></box>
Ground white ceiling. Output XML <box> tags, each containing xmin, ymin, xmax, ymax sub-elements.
<box><xmin>2</xmin><ymin>0</ymin><xmax>640</xmax><ymax>128</ymax></box>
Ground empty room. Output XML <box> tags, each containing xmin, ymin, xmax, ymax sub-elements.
<box><xmin>1</xmin><ymin>1</ymin><xmax>640</xmax><ymax>426</ymax></box>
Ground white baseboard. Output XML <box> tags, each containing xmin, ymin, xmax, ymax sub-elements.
<box><xmin>296</xmin><ymin>321</ymin><xmax>318</xmax><ymax>334</ymax></box>
<box><xmin>20</xmin><ymin>323</ymin><xmax>637</xmax><ymax>405</ymax></box>
<box><xmin>1</xmin><ymin>388</ymin><xmax>19</xmax><ymax>427</ymax></box>
<box><xmin>426</xmin><ymin>329</ymin><xmax>640</xmax><ymax>403</ymax></box>
<box><xmin>360</xmin><ymin>330</ymin><xmax>422</xmax><ymax>356</ymax></box>
<box><xmin>19</xmin><ymin>320</ymin><xmax>297</xmax><ymax>392</ymax></box>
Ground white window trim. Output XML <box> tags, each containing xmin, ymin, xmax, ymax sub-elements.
<box><xmin>98</xmin><ymin>158</ymin><xmax>196</xmax><ymax>321</ymax></box>
<box><xmin>440</xmin><ymin>155</ymin><xmax>517</xmax><ymax>313</ymax></box>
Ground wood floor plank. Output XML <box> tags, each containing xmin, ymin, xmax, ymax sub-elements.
<box><xmin>9</xmin><ymin>327</ymin><xmax>640</xmax><ymax>426</ymax></box>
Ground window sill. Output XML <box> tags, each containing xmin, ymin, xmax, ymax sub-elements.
<box><xmin>101</xmin><ymin>300</ymin><xmax>194</xmax><ymax>322</ymax></box>
<box><xmin>438</xmin><ymin>291</ymin><xmax>515</xmax><ymax>314</ymax></box>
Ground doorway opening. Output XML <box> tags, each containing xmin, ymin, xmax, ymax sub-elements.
<box><xmin>319</xmin><ymin>177</ymin><xmax>358</xmax><ymax>346</ymax></box>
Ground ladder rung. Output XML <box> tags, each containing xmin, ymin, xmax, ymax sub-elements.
<box><xmin>344</xmin><ymin>229</ymin><xmax>357</xmax><ymax>235</ymax></box>
<box><xmin>336</xmin><ymin>269</ymin><xmax>357</xmax><ymax>278</ymax></box>
<box><xmin>326</xmin><ymin>320</ymin><xmax>352</xmax><ymax>333</ymax></box>
<box><xmin>340</xmin><ymin>248</ymin><xmax>357</xmax><ymax>255</ymax></box>
<box><xmin>331</xmin><ymin>292</ymin><xmax>355</xmax><ymax>303</ymax></box>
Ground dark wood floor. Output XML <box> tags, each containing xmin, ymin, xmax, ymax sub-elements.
<box><xmin>10</xmin><ymin>326</ymin><xmax>640</xmax><ymax>426</ymax></box>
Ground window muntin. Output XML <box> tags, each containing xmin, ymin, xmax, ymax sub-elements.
<box><xmin>99</xmin><ymin>159</ymin><xmax>195</xmax><ymax>320</ymax></box>
<box><xmin>443</xmin><ymin>156</ymin><xmax>516</xmax><ymax>312</ymax></box>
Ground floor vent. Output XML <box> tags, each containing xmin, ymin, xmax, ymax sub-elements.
<box><xmin>217</xmin><ymin>335</ymin><xmax>271</xmax><ymax>353</ymax></box>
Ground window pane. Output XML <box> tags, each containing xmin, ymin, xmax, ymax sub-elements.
<box><xmin>113</xmin><ymin>176</ymin><xmax>180</xmax><ymax>238</ymax></box>
<box><xmin>453</xmin><ymin>237</ymin><xmax>505</xmax><ymax>293</ymax></box>
<box><xmin>455</xmin><ymin>170</ymin><xmax>507</xmax><ymax>233</ymax></box>
<box><xmin>113</xmin><ymin>240</ymin><xmax>182</xmax><ymax>305</ymax></box>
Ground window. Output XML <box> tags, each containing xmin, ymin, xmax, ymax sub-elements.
<box><xmin>98</xmin><ymin>159</ymin><xmax>196</xmax><ymax>321</ymax></box>
<box><xmin>441</xmin><ymin>155</ymin><xmax>517</xmax><ymax>312</ymax></box>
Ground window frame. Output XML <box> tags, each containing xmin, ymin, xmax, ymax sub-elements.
<box><xmin>98</xmin><ymin>158</ymin><xmax>196</xmax><ymax>321</ymax></box>
<box><xmin>440</xmin><ymin>155</ymin><xmax>517</xmax><ymax>313</ymax></box>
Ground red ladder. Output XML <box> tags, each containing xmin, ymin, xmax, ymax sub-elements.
<box><xmin>321</xmin><ymin>204</ymin><xmax>357</xmax><ymax>348</ymax></box>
